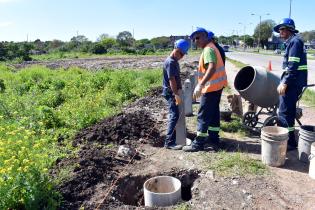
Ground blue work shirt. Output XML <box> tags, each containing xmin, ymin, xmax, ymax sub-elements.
<box><xmin>162</xmin><ymin>56</ymin><xmax>182</xmax><ymax>96</ymax></box>
<box><xmin>282</xmin><ymin>34</ymin><xmax>308</xmax><ymax>87</ymax></box>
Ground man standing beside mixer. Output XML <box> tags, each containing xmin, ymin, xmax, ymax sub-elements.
<box><xmin>274</xmin><ymin>18</ymin><xmax>308</xmax><ymax>150</ymax></box>
<box><xmin>183</xmin><ymin>27</ymin><xmax>228</xmax><ymax>152</ymax></box>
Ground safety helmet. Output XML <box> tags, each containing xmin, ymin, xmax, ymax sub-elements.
<box><xmin>174</xmin><ymin>39</ymin><xmax>190</xmax><ymax>54</ymax></box>
<box><xmin>190</xmin><ymin>27</ymin><xmax>208</xmax><ymax>39</ymax></box>
<box><xmin>207</xmin><ymin>30</ymin><xmax>215</xmax><ymax>40</ymax></box>
<box><xmin>273</xmin><ymin>18</ymin><xmax>299</xmax><ymax>33</ymax></box>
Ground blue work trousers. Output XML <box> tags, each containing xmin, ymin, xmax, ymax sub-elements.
<box><xmin>164</xmin><ymin>95</ymin><xmax>179</xmax><ymax>146</ymax></box>
<box><xmin>196</xmin><ymin>88</ymin><xmax>223</xmax><ymax>145</ymax></box>
<box><xmin>278</xmin><ymin>85</ymin><xmax>302</xmax><ymax>146</ymax></box>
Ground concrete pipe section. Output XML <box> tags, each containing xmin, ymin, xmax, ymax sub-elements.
<box><xmin>234</xmin><ymin>66</ymin><xmax>280</xmax><ymax>108</ymax></box>
<box><xmin>143</xmin><ymin>176</ymin><xmax>181</xmax><ymax>207</ymax></box>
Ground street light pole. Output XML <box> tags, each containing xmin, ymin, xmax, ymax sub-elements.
<box><xmin>238</xmin><ymin>22</ymin><xmax>246</xmax><ymax>50</ymax></box>
<box><xmin>259</xmin><ymin>15</ymin><xmax>261</xmax><ymax>51</ymax></box>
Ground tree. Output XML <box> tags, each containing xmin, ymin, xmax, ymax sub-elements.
<box><xmin>253</xmin><ymin>19</ymin><xmax>276</xmax><ymax>48</ymax></box>
<box><xmin>150</xmin><ymin>36</ymin><xmax>170</xmax><ymax>49</ymax></box>
<box><xmin>244</xmin><ymin>35</ymin><xmax>254</xmax><ymax>47</ymax></box>
<box><xmin>33</xmin><ymin>39</ymin><xmax>45</xmax><ymax>51</ymax></box>
<box><xmin>116</xmin><ymin>31</ymin><xmax>134</xmax><ymax>47</ymax></box>
<box><xmin>0</xmin><ymin>42</ymin><xmax>7</xmax><ymax>61</ymax></box>
<box><xmin>135</xmin><ymin>39</ymin><xmax>150</xmax><ymax>49</ymax></box>
<box><xmin>70</xmin><ymin>35</ymin><xmax>89</xmax><ymax>43</ymax></box>
<box><xmin>100</xmin><ymin>38</ymin><xmax>116</xmax><ymax>49</ymax></box>
<box><xmin>301</xmin><ymin>30</ymin><xmax>315</xmax><ymax>42</ymax></box>
<box><xmin>49</xmin><ymin>39</ymin><xmax>64</xmax><ymax>49</ymax></box>
<box><xmin>97</xmin><ymin>33</ymin><xmax>109</xmax><ymax>42</ymax></box>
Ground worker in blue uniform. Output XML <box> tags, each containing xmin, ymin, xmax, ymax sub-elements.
<box><xmin>273</xmin><ymin>18</ymin><xmax>308</xmax><ymax>150</ymax></box>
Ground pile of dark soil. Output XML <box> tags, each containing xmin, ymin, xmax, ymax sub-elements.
<box><xmin>55</xmin><ymin>88</ymin><xmax>167</xmax><ymax>209</ymax></box>
<box><xmin>73</xmin><ymin>109</ymin><xmax>163</xmax><ymax>147</ymax></box>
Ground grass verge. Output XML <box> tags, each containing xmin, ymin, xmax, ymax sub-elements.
<box><xmin>226</xmin><ymin>57</ymin><xmax>247</xmax><ymax>69</ymax></box>
<box><xmin>0</xmin><ymin>65</ymin><xmax>162</xmax><ymax>209</ymax></box>
<box><xmin>301</xmin><ymin>88</ymin><xmax>315</xmax><ymax>106</ymax></box>
<box><xmin>201</xmin><ymin>151</ymin><xmax>267</xmax><ymax>177</ymax></box>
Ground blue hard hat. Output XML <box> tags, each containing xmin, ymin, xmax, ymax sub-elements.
<box><xmin>190</xmin><ymin>27</ymin><xmax>208</xmax><ymax>39</ymax></box>
<box><xmin>174</xmin><ymin>39</ymin><xmax>190</xmax><ymax>54</ymax></box>
<box><xmin>207</xmin><ymin>30</ymin><xmax>215</xmax><ymax>40</ymax></box>
<box><xmin>274</xmin><ymin>18</ymin><xmax>299</xmax><ymax>33</ymax></box>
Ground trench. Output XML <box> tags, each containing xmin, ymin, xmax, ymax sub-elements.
<box><xmin>112</xmin><ymin>169</ymin><xmax>200</xmax><ymax>207</ymax></box>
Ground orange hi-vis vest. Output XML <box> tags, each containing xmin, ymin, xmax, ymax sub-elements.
<box><xmin>198</xmin><ymin>42</ymin><xmax>228</xmax><ymax>93</ymax></box>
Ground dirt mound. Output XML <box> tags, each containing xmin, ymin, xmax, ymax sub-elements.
<box><xmin>73</xmin><ymin>109</ymin><xmax>163</xmax><ymax>147</ymax></box>
<box><xmin>56</xmin><ymin>146</ymin><xmax>119</xmax><ymax>210</ymax></box>
<box><xmin>55</xmin><ymin>88</ymin><xmax>167</xmax><ymax>209</ymax></box>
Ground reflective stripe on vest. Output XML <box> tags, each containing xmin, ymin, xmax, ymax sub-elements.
<box><xmin>208</xmin><ymin>126</ymin><xmax>220</xmax><ymax>132</ymax></box>
<box><xmin>197</xmin><ymin>131</ymin><xmax>208</xmax><ymax>137</ymax></box>
<box><xmin>198</xmin><ymin>42</ymin><xmax>228</xmax><ymax>93</ymax></box>
<box><xmin>197</xmin><ymin>66</ymin><xmax>225</xmax><ymax>77</ymax></box>
<box><xmin>288</xmin><ymin>56</ymin><xmax>300</xmax><ymax>62</ymax></box>
<box><xmin>298</xmin><ymin>65</ymin><xmax>307</xmax><ymax>70</ymax></box>
<box><xmin>288</xmin><ymin>127</ymin><xmax>295</xmax><ymax>132</ymax></box>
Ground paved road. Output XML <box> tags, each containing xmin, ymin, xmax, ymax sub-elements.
<box><xmin>226</xmin><ymin>51</ymin><xmax>315</xmax><ymax>90</ymax></box>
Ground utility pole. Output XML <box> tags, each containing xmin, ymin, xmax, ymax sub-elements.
<box><xmin>251</xmin><ymin>13</ymin><xmax>270</xmax><ymax>51</ymax></box>
<box><xmin>289</xmin><ymin>0</ymin><xmax>292</xmax><ymax>18</ymax></box>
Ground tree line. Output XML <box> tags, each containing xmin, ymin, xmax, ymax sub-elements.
<box><xmin>1</xmin><ymin>20</ymin><xmax>314</xmax><ymax>62</ymax></box>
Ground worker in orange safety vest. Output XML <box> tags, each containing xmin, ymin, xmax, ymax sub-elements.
<box><xmin>183</xmin><ymin>27</ymin><xmax>228</xmax><ymax>152</ymax></box>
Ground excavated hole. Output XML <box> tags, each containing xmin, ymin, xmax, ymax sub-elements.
<box><xmin>112</xmin><ymin>169</ymin><xmax>200</xmax><ymax>207</ymax></box>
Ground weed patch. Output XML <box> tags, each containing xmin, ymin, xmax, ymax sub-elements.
<box><xmin>0</xmin><ymin>65</ymin><xmax>161</xmax><ymax>209</ymax></box>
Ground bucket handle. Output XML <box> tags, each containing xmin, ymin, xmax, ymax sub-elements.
<box><xmin>309</xmin><ymin>154</ymin><xmax>315</xmax><ymax>161</ymax></box>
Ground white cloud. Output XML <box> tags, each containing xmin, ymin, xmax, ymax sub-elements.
<box><xmin>0</xmin><ymin>21</ymin><xmax>13</xmax><ymax>27</ymax></box>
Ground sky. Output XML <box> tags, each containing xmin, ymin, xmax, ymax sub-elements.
<box><xmin>0</xmin><ymin>0</ymin><xmax>314</xmax><ymax>42</ymax></box>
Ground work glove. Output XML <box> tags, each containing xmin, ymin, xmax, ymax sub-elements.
<box><xmin>193</xmin><ymin>84</ymin><xmax>203</xmax><ymax>99</ymax></box>
<box><xmin>277</xmin><ymin>83</ymin><xmax>287</xmax><ymax>96</ymax></box>
<box><xmin>174</xmin><ymin>94</ymin><xmax>182</xmax><ymax>105</ymax></box>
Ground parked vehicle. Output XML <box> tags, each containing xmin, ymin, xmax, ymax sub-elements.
<box><xmin>222</xmin><ymin>45</ymin><xmax>229</xmax><ymax>52</ymax></box>
<box><xmin>274</xmin><ymin>49</ymin><xmax>281</xmax><ymax>54</ymax></box>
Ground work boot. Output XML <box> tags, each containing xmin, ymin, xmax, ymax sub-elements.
<box><xmin>182</xmin><ymin>144</ymin><xmax>203</xmax><ymax>152</ymax></box>
<box><xmin>182</xmin><ymin>136</ymin><xmax>205</xmax><ymax>152</ymax></box>
<box><xmin>164</xmin><ymin>143</ymin><xmax>183</xmax><ymax>150</ymax></box>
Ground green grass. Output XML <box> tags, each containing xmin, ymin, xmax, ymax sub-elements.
<box><xmin>31</xmin><ymin>52</ymin><xmax>97</xmax><ymax>60</ymax></box>
<box><xmin>201</xmin><ymin>151</ymin><xmax>267</xmax><ymax>177</ymax></box>
<box><xmin>174</xmin><ymin>203</ymin><xmax>191</xmax><ymax>210</ymax></box>
<box><xmin>307</xmin><ymin>49</ymin><xmax>315</xmax><ymax>54</ymax></box>
<box><xmin>221</xmin><ymin>115</ymin><xmax>244</xmax><ymax>133</ymax></box>
<box><xmin>301</xmin><ymin>89</ymin><xmax>315</xmax><ymax>106</ymax></box>
<box><xmin>30</xmin><ymin>51</ymin><xmax>169</xmax><ymax>61</ymax></box>
<box><xmin>0</xmin><ymin>65</ymin><xmax>162</xmax><ymax>209</ymax></box>
<box><xmin>226</xmin><ymin>57</ymin><xmax>247</xmax><ymax>69</ymax></box>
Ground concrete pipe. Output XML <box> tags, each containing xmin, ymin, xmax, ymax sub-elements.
<box><xmin>234</xmin><ymin>66</ymin><xmax>280</xmax><ymax>108</ymax></box>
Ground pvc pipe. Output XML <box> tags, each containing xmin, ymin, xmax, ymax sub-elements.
<box><xmin>144</xmin><ymin>176</ymin><xmax>181</xmax><ymax>207</ymax></box>
<box><xmin>184</xmin><ymin>79</ymin><xmax>193</xmax><ymax>116</ymax></box>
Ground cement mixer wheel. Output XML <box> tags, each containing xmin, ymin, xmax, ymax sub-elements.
<box><xmin>263</xmin><ymin>116</ymin><xmax>279</xmax><ymax>127</ymax></box>
<box><xmin>242</xmin><ymin>111</ymin><xmax>258</xmax><ymax>128</ymax></box>
<box><xmin>266</xmin><ymin>106</ymin><xmax>276</xmax><ymax>113</ymax></box>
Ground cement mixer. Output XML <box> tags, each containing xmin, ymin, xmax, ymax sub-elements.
<box><xmin>234</xmin><ymin>65</ymin><xmax>313</xmax><ymax>132</ymax></box>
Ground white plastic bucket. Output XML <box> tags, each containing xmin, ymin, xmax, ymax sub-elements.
<box><xmin>298</xmin><ymin>125</ymin><xmax>315</xmax><ymax>163</ymax></box>
<box><xmin>261</xmin><ymin>126</ymin><xmax>289</xmax><ymax>167</ymax></box>
<box><xmin>143</xmin><ymin>176</ymin><xmax>181</xmax><ymax>207</ymax></box>
<box><xmin>309</xmin><ymin>142</ymin><xmax>315</xmax><ymax>179</ymax></box>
